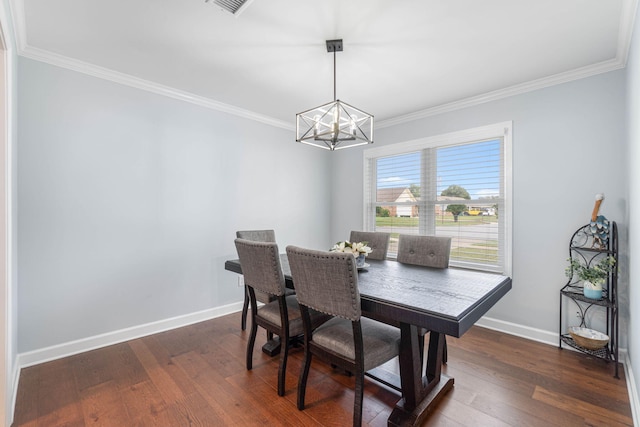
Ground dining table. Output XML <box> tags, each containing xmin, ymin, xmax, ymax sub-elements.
<box><xmin>225</xmin><ymin>255</ymin><xmax>512</xmax><ymax>426</ymax></box>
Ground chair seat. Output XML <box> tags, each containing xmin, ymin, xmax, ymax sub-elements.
<box><xmin>254</xmin><ymin>287</ymin><xmax>295</xmax><ymax>304</ymax></box>
<box><xmin>258</xmin><ymin>295</ymin><xmax>328</xmax><ymax>337</ymax></box>
<box><xmin>312</xmin><ymin>317</ymin><xmax>400</xmax><ymax>371</ymax></box>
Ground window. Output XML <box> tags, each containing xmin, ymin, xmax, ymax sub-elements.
<box><xmin>363</xmin><ymin>122</ymin><xmax>512</xmax><ymax>274</ymax></box>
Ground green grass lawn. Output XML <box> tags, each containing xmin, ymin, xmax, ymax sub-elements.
<box><xmin>376</xmin><ymin>215</ymin><xmax>497</xmax><ymax>227</ymax></box>
<box><xmin>451</xmin><ymin>245</ymin><xmax>499</xmax><ymax>263</ymax></box>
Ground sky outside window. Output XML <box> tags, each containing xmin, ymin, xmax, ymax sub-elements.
<box><xmin>376</xmin><ymin>139</ymin><xmax>501</xmax><ymax>199</ymax></box>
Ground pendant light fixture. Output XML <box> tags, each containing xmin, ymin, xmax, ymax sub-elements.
<box><xmin>296</xmin><ymin>39</ymin><xmax>374</xmax><ymax>151</ymax></box>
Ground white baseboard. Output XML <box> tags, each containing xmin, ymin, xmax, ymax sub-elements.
<box><xmin>17</xmin><ymin>301</ymin><xmax>243</xmax><ymax>369</ymax></box>
<box><xmin>476</xmin><ymin>316</ymin><xmax>559</xmax><ymax>347</ymax></box>
<box><xmin>623</xmin><ymin>351</ymin><xmax>640</xmax><ymax>427</ymax></box>
<box><xmin>8</xmin><ymin>358</ymin><xmax>19</xmax><ymax>426</ymax></box>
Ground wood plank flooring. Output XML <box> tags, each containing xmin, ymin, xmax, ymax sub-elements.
<box><xmin>12</xmin><ymin>312</ymin><xmax>633</xmax><ymax>426</ymax></box>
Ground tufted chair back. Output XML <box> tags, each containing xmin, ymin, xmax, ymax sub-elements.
<box><xmin>286</xmin><ymin>246</ymin><xmax>361</xmax><ymax>321</ymax></box>
<box><xmin>396</xmin><ymin>234</ymin><xmax>452</xmax><ymax>268</ymax></box>
<box><xmin>234</xmin><ymin>239</ymin><xmax>286</xmax><ymax>297</ymax></box>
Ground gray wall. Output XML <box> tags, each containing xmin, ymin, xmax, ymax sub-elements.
<box><xmin>626</xmin><ymin>0</ymin><xmax>640</xmax><ymax>409</ymax></box>
<box><xmin>331</xmin><ymin>70</ymin><xmax>628</xmax><ymax>339</ymax></box>
<box><xmin>17</xmin><ymin>58</ymin><xmax>333</xmax><ymax>353</ymax></box>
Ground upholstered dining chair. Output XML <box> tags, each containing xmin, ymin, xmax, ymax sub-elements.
<box><xmin>286</xmin><ymin>245</ymin><xmax>401</xmax><ymax>427</ymax></box>
<box><xmin>396</xmin><ymin>234</ymin><xmax>452</xmax><ymax>268</ymax></box>
<box><xmin>234</xmin><ymin>238</ymin><xmax>329</xmax><ymax>396</ymax></box>
<box><xmin>236</xmin><ymin>229</ymin><xmax>294</xmax><ymax>332</ymax></box>
<box><xmin>349</xmin><ymin>230</ymin><xmax>390</xmax><ymax>261</ymax></box>
<box><xmin>396</xmin><ymin>234</ymin><xmax>452</xmax><ymax>363</ymax></box>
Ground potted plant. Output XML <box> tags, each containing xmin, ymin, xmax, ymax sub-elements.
<box><xmin>565</xmin><ymin>255</ymin><xmax>616</xmax><ymax>299</ymax></box>
<box><xmin>330</xmin><ymin>241</ymin><xmax>372</xmax><ymax>268</ymax></box>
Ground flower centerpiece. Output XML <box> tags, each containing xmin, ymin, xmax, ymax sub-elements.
<box><xmin>565</xmin><ymin>255</ymin><xmax>616</xmax><ymax>299</ymax></box>
<box><xmin>330</xmin><ymin>241</ymin><xmax>372</xmax><ymax>268</ymax></box>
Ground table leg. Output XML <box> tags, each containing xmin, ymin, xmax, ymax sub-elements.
<box><xmin>261</xmin><ymin>335</ymin><xmax>303</xmax><ymax>356</ymax></box>
<box><xmin>425</xmin><ymin>332</ymin><xmax>444</xmax><ymax>382</ymax></box>
<box><xmin>397</xmin><ymin>323</ymin><xmax>423</xmax><ymax>409</ymax></box>
<box><xmin>261</xmin><ymin>336</ymin><xmax>281</xmax><ymax>356</ymax></box>
<box><xmin>388</xmin><ymin>326</ymin><xmax>454</xmax><ymax>427</ymax></box>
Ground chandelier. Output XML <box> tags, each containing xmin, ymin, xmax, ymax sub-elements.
<box><xmin>296</xmin><ymin>40</ymin><xmax>374</xmax><ymax>151</ymax></box>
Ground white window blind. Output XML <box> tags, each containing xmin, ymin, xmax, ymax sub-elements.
<box><xmin>363</xmin><ymin>122</ymin><xmax>512</xmax><ymax>274</ymax></box>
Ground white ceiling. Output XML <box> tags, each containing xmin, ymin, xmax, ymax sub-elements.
<box><xmin>11</xmin><ymin>0</ymin><xmax>638</xmax><ymax>128</ymax></box>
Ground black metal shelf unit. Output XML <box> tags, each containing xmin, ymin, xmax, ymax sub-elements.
<box><xmin>559</xmin><ymin>221</ymin><xmax>619</xmax><ymax>378</ymax></box>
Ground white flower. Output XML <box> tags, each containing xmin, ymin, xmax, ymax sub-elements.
<box><xmin>331</xmin><ymin>241</ymin><xmax>347</xmax><ymax>252</ymax></box>
<box><xmin>330</xmin><ymin>240</ymin><xmax>372</xmax><ymax>256</ymax></box>
<box><xmin>352</xmin><ymin>241</ymin><xmax>372</xmax><ymax>255</ymax></box>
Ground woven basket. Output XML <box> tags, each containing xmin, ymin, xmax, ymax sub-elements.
<box><xmin>568</xmin><ymin>327</ymin><xmax>609</xmax><ymax>350</ymax></box>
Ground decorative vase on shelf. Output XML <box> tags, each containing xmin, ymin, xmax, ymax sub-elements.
<box><xmin>583</xmin><ymin>280</ymin><xmax>603</xmax><ymax>300</ymax></box>
<box><xmin>356</xmin><ymin>253</ymin><xmax>366</xmax><ymax>268</ymax></box>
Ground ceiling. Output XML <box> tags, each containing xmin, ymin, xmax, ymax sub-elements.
<box><xmin>10</xmin><ymin>0</ymin><xmax>638</xmax><ymax>128</ymax></box>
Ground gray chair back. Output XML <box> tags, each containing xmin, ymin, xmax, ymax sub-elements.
<box><xmin>234</xmin><ymin>239</ymin><xmax>286</xmax><ymax>297</ymax></box>
<box><xmin>349</xmin><ymin>231</ymin><xmax>390</xmax><ymax>261</ymax></box>
<box><xmin>236</xmin><ymin>229</ymin><xmax>276</xmax><ymax>242</ymax></box>
<box><xmin>235</xmin><ymin>229</ymin><xmax>279</xmax><ymax>306</ymax></box>
<box><xmin>397</xmin><ymin>234</ymin><xmax>452</xmax><ymax>268</ymax></box>
<box><xmin>286</xmin><ymin>246</ymin><xmax>361</xmax><ymax>321</ymax></box>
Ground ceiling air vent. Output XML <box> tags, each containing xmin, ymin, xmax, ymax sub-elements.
<box><xmin>205</xmin><ymin>0</ymin><xmax>255</xmax><ymax>16</ymax></box>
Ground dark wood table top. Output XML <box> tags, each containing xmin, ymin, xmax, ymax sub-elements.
<box><xmin>225</xmin><ymin>256</ymin><xmax>511</xmax><ymax>337</ymax></box>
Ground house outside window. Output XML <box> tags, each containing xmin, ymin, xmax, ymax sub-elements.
<box><xmin>363</xmin><ymin>122</ymin><xmax>512</xmax><ymax>275</ymax></box>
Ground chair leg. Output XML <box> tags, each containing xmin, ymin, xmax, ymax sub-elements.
<box><xmin>277</xmin><ymin>331</ymin><xmax>289</xmax><ymax>397</ymax></box>
<box><xmin>297</xmin><ymin>351</ymin><xmax>313</xmax><ymax>410</ymax></box>
<box><xmin>353</xmin><ymin>368</ymin><xmax>364</xmax><ymax>427</ymax></box>
<box><xmin>241</xmin><ymin>287</ymin><xmax>249</xmax><ymax>331</ymax></box>
<box><xmin>246</xmin><ymin>316</ymin><xmax>258</xmax><ymax>371</ymax></box>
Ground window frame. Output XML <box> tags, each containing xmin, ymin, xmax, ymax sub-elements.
<box><xmin>363</xmin><ymin>121</ymin><xmax>512</xmax><ymax>275</ymax></box>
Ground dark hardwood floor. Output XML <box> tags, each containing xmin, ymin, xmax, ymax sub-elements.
<box><xmin>12</xmin><ymin>311</ymin><xmax>633</xmax><ymax>426</ymax></box>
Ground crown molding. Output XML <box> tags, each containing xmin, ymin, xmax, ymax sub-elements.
<box><xmin>18</xmin><ymin>45</ymin><xmax>294</xmax><ymax>131</ymax></box>
<box><xmin>8</xmin><ymin>0</ymin><xmax>292</xmax><ymax>129</ymax></box>
<box><xmin>18</xmin><ymin>44</ymin><xmax>625</xmax><ymax>133</ymax></box>
<box><xmin>7</xmin><ymin>0</ymin><xmax>24</xmax><ymax>52</ymax></box>
<box><xmin>378</xmin><ymin>0</ymin><xmax>638</xmax><ymax>129</ymax></box>
<box><xmin>377</xmin><ymin>58</ymin><xmax>626</xmax><ymax>129</ymax></box>
<box><xmin>619</xmin><ymin>0</ymin><xmax>640</xmax><ymax>63</ymax></box>
<box><xmin>8</xmin><ymin>0</ymin><xmax>639</xmax><ymax>131</ymax></box>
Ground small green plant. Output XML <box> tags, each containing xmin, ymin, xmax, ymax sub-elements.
<box><xmin>565</xmin><ymin>256</ymin><xmax>616</xmax><ymax>283</ymax></box>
